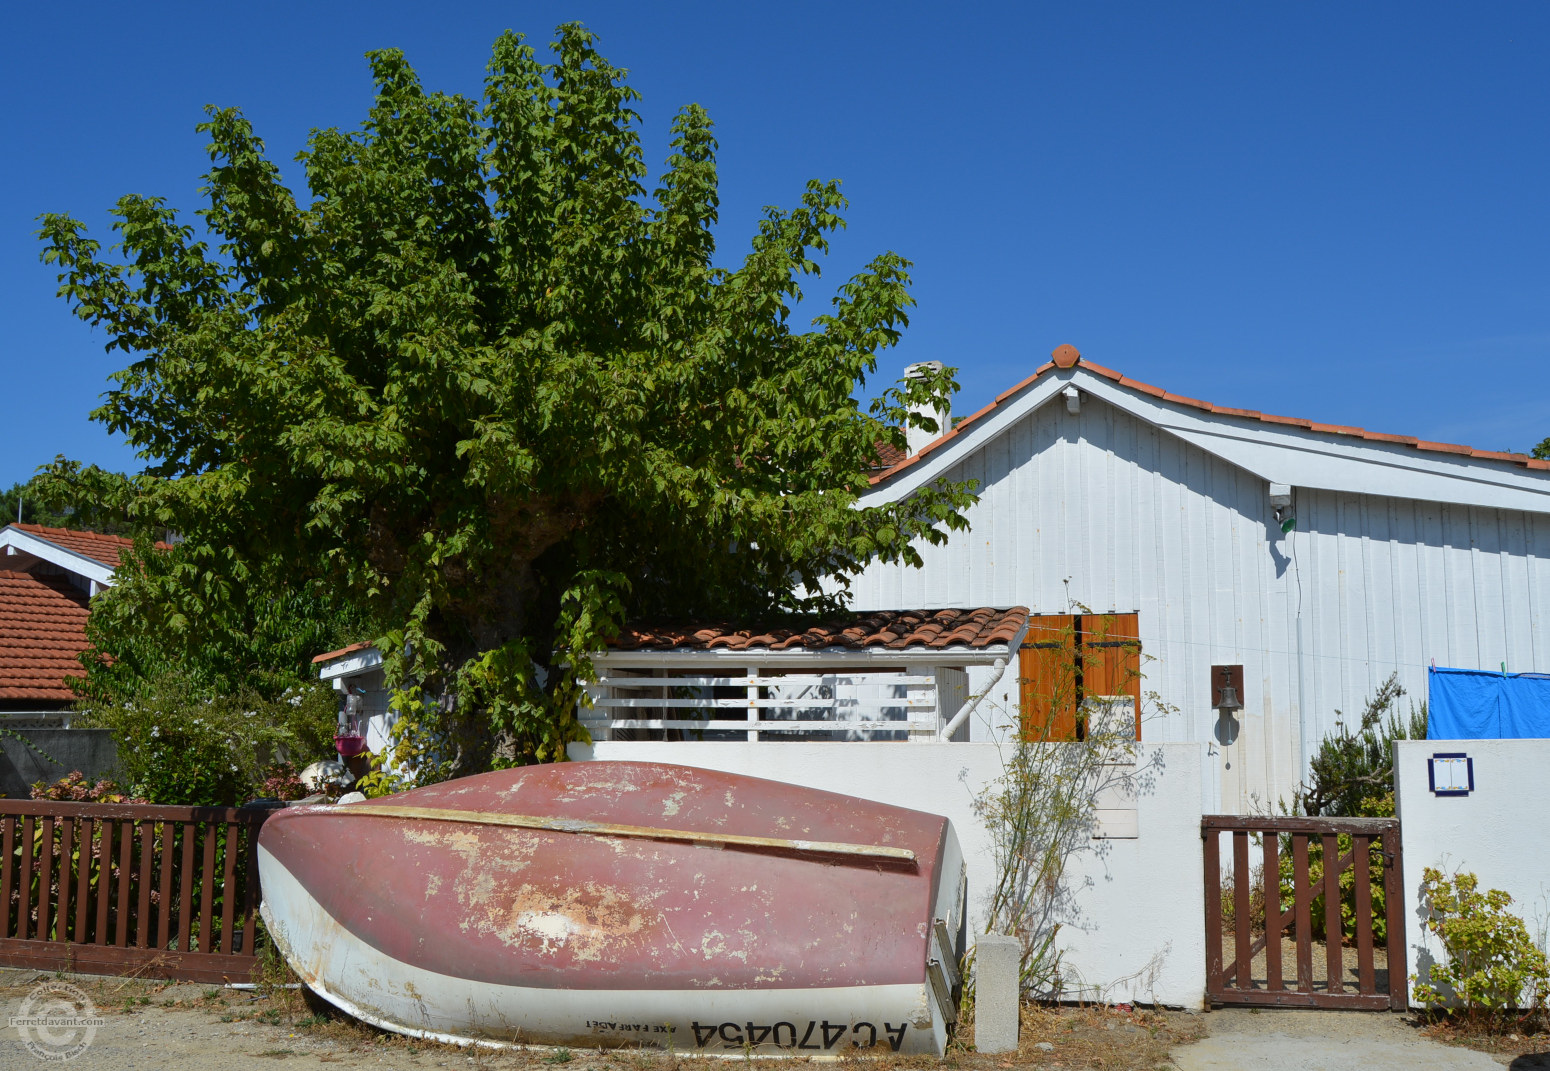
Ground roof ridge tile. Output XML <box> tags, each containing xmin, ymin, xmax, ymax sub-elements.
<box><xmin>869</xmin><ymin>347</ymin><xmax>1550</xmax><ymax>485</ymax></box>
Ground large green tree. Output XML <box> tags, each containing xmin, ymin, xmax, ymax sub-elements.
<box><xmin>38</xmin><ymin>25</ymin><xmax>974</xmax><ymax>779</ymax></box>
<box><xmin>2</xmin><ymin>468</ymin><xmax>136</xmax><ymax>535</ymax></box>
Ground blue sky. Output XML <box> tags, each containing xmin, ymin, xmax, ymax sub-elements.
<box><xmin>4</xmin><ymin>2</ymin><xmax>1549</xmax><ymax>487</ymax></box>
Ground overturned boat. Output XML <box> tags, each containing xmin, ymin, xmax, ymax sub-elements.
<box><xmin>258</xmin><ymin>761</ymin><xmax>966</xmax><ymax>1055</ymax></box>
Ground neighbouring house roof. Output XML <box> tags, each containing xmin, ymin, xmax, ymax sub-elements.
<box><xmin>0</xmin><ymin>569</ymin><xmax>90</xmax><ymax>703</ymax></box>
<box><xmin>0</xmin><ymin>523</ymin><xmax>152</xmax><ymax>594</ymax></box>
<box><xmin>6</xmin><ymin>523</ymin><xmax>137</xmax><ymax>567</ymax></box>
<box><xmin>607</xmin><ymin>606</ymin><xmax>1030</xmax><ymax>652</ymax></box>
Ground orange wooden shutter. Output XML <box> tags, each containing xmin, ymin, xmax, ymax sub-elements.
<box><xmin>1019</xmin><ymin>615</ymin><xmax>1078</xmax><ymax>741</ymax></box>
<box><xmin>1081</xmin><ymin>612</ymin><xmax>1142</xmax><ymax>740</ymax></box>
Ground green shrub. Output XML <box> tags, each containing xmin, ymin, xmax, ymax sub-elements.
<box><xmin>76</xmin><ymin>675</ymin><xmax>336</xmax><ymax>805</ymax></box>
<box><xmin>1289</xmin><ymin>672</ymin><xmax>1420</xmax><ymax>948</ymax></box>
<box><xmin>1299</xmin><ymin>673</ymin><xmax>1425</xmax><ymax>818</ymax></box>
<box><xmin>1222</xmin><ymin>820</ymin><xmax>1393</xmax><ymax>948</ymax></box>
<box><xmin>1412</xmin><ymin>867</ymin><xmax>1549</xmax><ymax>1027</ymax></box>
<box><xmin>1275</xmin><ymin>791</ymin><xmax>1395</xmax><ymax>946</ymax></box>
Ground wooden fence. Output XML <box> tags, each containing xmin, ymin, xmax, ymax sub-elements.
<box><xmin>0</xmin><ymin>800</ymin><xmax>276</xmax><ymax>983</ymax></box>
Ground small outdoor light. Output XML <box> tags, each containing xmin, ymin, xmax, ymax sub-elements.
<box><xmin>1213</xmin><ymin>665</ymin><xmax>1244</xmax><ymax>712</ymax></box>
<box><xmin>1269</xmin><ymin>483</ymin><xmax>1295</xmax><ymax>534</ymax></box>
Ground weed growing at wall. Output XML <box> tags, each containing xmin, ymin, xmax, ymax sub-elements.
<box><xmin>974</xmin><ymin>614</ymin><xmax>1165</xmax><ymax>999</ymax></box>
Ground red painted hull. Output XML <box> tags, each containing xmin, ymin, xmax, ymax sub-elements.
<box><xmin>258</xmin><ymin>761</ymin><xmax>965</xmax><ymax>1054</ymax></box>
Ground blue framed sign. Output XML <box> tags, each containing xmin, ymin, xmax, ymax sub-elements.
<box><xmin>1429</xmin><ymin>753</ymin><xmax>1474</xmax><ymax>797</ymax></box>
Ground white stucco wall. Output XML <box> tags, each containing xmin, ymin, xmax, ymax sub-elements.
<box><xmin>845</xmin><ymin>391</ymin><xmax>1550</xmax><ymax>814</ymax></box>
<box><xmin>1395</xmin><ymin>738</ymin><xmax>1550</xmax><ymax>1008</ymax></box>
<box><xmin>568</xmin><ymin>740</ymin><xmax>1208</xmax><ymax>1008</ymax></box>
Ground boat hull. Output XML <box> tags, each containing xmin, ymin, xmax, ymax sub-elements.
<box><xmin>258</xmin><ymin>761</ymin><xmax>965</xmax><ymax>1055</ymax></box>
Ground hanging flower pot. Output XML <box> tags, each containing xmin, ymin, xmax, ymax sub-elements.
<box><xmin>335</xmin><ymin>692</ymin><xmax>368</xmax><ymax>758</ymax></box>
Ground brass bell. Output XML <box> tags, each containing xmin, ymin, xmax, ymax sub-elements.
<box><xmin>1216</xmin><ymin>667</ymin><xmax>1243</xmax><ymax>712</ymax></box>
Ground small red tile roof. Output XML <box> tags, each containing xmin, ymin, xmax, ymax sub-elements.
<box><xmin>608</xmin><ymin>606</ymin><xmax>1030</xmax><ymax>652</ymax></box>
<box><xmin>0</xmin><ymin>569</ymin><xmax>89</xmax><ymax>702</ymax></box>
<box><xmin>869</xmin><ymin>440</ymin><xmax>909</xmax><ymax>471</ymax></box>
<box><xmin>311</xmin><ymin>641</ymin><xmax>378</xmax><ymax>665</ymax></box>
<box><xmin>872</xmin><ymin>346</ymin><xmax>1550</xmax><ymax>485</ymax></box>
<box><xmin>8</xmin><ymin>523</ymin><xmax>138</xmax><ymax>568</ymax></box>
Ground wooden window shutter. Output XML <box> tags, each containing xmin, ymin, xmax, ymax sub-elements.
<box><xmin>1081</xmin><ymin>612</ymin><xmax>1142</xmax><ymax>741</ymax></box>
<box><xmin>1018</xmin><ymin>612</ymin><xmax>1142</xmax><ymax>742</ymax></box>
<box><xmin>1019</xmin><ymin>615</ymin><xmax>1077</xmax><ymax>741</ymax></box>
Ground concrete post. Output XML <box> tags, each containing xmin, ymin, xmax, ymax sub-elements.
<box><xmin>974</xmin><ymin>934</ymin><xmax>1020</xmax><ymax>1054</ymax></box>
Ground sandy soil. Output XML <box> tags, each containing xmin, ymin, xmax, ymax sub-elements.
<box><xmin>1220</xmin><ymin>928</ymin><xmax>1392</xmax><ymax>994</ymax></box>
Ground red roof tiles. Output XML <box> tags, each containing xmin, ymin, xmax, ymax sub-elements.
<box><xmin>872</xmin><ymin>346</ymin><xmax>1550</xmax><ymax>485</ymax></box>
<box><xmin>311</xmin><ymin>641</ymin><xmax>378</xmax><ymax>665</ymax></box>
<box><xmin>869</xmin><ymin>440</ymin><xmax>909</xmax><ymax>471</ymax></box>
<box><xmin>607</xmin><ymin>606</ymin><xmax>1030</xmax><ymax>652</ymax></box>
<box><xmin>8</xmin><ymin>524</ymin><xmax>137</xmax><ymax>568</ymax></box>
<box><xmin>0</xmin><ymin>570</ymin><xmax>89</xmax><ymax>702</ymax></box>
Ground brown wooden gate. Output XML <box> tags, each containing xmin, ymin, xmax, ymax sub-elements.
<box><xmin>1203</xmin><ymin>815</ymin><xmax>1405</xmax><ymax>1010</ymax></box>
<box><xmin>0</xmin><ymin>799</ymin><xmax>275</xmax><ymax>983</ymax></box>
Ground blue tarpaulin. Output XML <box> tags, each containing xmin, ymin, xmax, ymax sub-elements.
<box><xmin>1427</xmin><ymin>667</ymin><xmax>1550</xmax><ymax>739</ymax></box>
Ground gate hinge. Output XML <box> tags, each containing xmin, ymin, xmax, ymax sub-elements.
<box><xmin>1381</xmin><ymin>850</ymin><xmax>1395</xmax><ymax>868</ymax></box>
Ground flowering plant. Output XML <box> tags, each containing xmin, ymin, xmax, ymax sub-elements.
<box><xmin>75</xmin><ymin>676</ymin><xmax>336</xmax><ymax>805</ymax></box>
<box><xmin>30</xmin><ymin>770</ymin><xmax>146</xmax><ymax>803</ymax></box>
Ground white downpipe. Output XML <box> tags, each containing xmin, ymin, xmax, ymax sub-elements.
<box><xmin>937</xmin><ymin>657</ymin><xmax>1009</xmax><ymax>741</ymax></box>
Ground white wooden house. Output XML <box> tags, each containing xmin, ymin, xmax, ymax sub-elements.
<box><xmin>844</xmin><ymin>344</ymin><xmax>1550</xmax><ymax>812</ymax></box>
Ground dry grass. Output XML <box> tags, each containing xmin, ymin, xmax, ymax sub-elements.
<box><xmin>1411</xmin><ymin>1008</ymin><xmax>1549</xmax><ymax>1061</ymax></box>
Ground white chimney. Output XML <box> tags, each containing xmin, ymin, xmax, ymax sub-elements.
<box><xmin>903</xmin><ymin>361</ymin><xmax>954</xmax><ymax>456</ymax></box>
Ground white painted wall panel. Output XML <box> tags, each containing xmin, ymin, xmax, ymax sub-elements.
<box><xmin>1396</xmin><ymin>739</ymin><xmax>1550</xmax><ymax>1009</ymax></box>
<box><xmin>846</xmin><ymin>395</ymin><xmax>1550</xmax><ymax>813</ymax></box>
<box><xmin>572</xmin><ymin>739</ymin><xmax>1209</xmax><ymax>1009</ymax></box>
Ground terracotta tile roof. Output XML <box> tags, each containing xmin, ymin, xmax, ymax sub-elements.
<box><xmin>0</xmin><ymin>569</ymin><xmax>89</xmax><ymax>702</ymax></box>
<box><xmin>311</xmin><ymin>641</ymin><xmax>379</xmax><ymax>665</ymax></box>
<box><xmin>7</xmin><ymin>523</ymin><xmax>138</xmax><ymax>568</ymax></box>
<box><xmin>872</xmin><ymin>344</ymin><xmax>1550</xmax><ymax>485</ymax></box>
<box><xmin>870</xmin><ymin>440</ymin><xmax>909</xmax><ymax>471</ymax></box>
<box><xmin>608</xmin><ymin>606</ymin><xmax>1030</xmax><ymax>652</ymax></box>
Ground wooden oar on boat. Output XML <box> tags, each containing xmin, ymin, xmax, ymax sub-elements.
<box><xmin>310</xmin><ymin>802</ymin><xmax>918</xmax><ymax>865</ymax></box>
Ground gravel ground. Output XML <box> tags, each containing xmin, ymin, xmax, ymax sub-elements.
<box><xmin>17</xmin><ymin>967</ymin><xmax>1538</xmax><ymax>1071</ymax></box>
<box><xmin>0</xmin><ymin>969</ymin><xmax>1204</xmax><ymax>1071</ymax></box>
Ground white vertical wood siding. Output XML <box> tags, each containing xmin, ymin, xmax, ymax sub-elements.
<box><xmin>847</xmin><ymin>397</ymin><xmax>1550</xmax><ymax>812</ymax></box>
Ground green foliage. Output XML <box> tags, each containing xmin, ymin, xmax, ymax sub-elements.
<box><xmin>1413</xmin><ymin>867</ymin><xmax>1549</xmax><ymax>1026</ymax></box>
<box><xmin>75</xmin><ymin>540</ymin><xmax>370</xmax><ymax>706</ymax></box>
<box><xmin>1277</xmin><ymin>797</ymin><xmax>1393</xmax><ymax>946</ymax></box>
<box><xmin>0</xmin><ymin>470</ymin><xmax>138</xmax><ymax>535</ymax></box>
<box><xmin>37</xmin><ymin>24</ymin><xmax>974</xmax><ymax>778</ymax></box>
<box><xmin>76</xmin><ymin>675</ymin><xmax>335</xmax><ymax>805</ymax></box>
<box><xmin>1299</xmin><ymin>672</ymin><xmax>1426</xmax><ymax>818</ymax></box>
